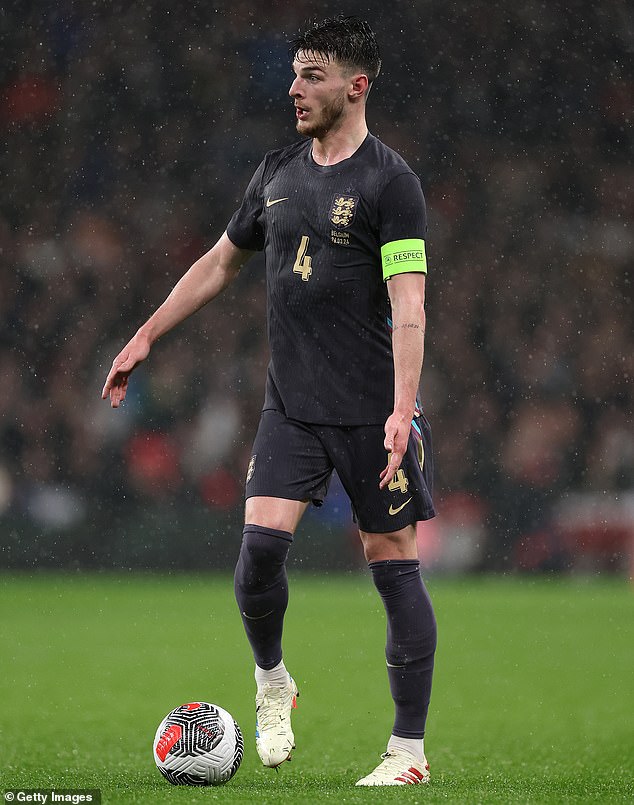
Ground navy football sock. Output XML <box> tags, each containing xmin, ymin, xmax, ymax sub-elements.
<box><xmin>234</xmin><ymin>524</ymin><xmax>293</xmax><ymax>670</ymax></box>
<box><xmin>369</xmin><ymin>559</ymin><xmax>437</xmax><ymax>739</ymax></box>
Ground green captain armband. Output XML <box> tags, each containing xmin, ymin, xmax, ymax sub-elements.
<box><xmin>381</xmin><ymin>238</ymin><xmax>428</xmax><ymax>280</ymax></box>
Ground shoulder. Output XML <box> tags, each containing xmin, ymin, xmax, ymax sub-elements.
<box><xmin>260</xmin><ymin>139</ymin><xmax>311</xmax><ymax>179</ymax></box>
<box><xmin>364</xmin><ymin>134</ymin><xmax>419</xmax><ymax>180</ymax></box>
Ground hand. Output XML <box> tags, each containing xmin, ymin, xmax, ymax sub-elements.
<box><xmin>101</xmin><ymin>332</ymin><xmax>151</xmax><ymax>408</ymax></box>
<box><xmin>379</xmin><ymin>410</ymin><xmax>411</xmax><ymax>489</ymax></box>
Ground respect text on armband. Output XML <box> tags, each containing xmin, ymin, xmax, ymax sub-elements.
<box><xmin>390</xmin><ymin>250</ymin><xmax>425</xmax><ymax>262</ymax></box>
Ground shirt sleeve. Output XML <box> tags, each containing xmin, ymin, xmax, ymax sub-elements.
<box><xmin>226</xmin><ymin>158</ymin><xmax>267</xmax><ymax>251</ymax></box>
<box><xmin>378</xmin><ymin>172</ymin><xmax>428</xmax><ymax>279</ymax></box>
<box><xmin>378</xmin><ymin>171</ymin><xmax>427</xmax><ymax>242</ymax></box>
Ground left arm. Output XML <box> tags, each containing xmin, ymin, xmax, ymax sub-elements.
<box><xmin>380</xmin><ymin>272</ymin><xmax>426</xmax><ymax>489</ymax></box>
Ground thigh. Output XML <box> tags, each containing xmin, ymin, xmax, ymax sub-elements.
<box><xmin>245</xmin><ymin>496</ymin><xmax>309</xmax><ymax>534</ymax></box>
<box><xmin>323</xmin><ymin>413</ymin><xmax>436</xmax><ymax>534</ymax></box>
<box><xmin>246</xmin><ymin>409</ymin><xmax>334</xmax><ymax>506</ymax></box>
<box><xmin>358</xmin><ymin>523</ymin><xmax>419</xmax><ymax>562</ymax></box>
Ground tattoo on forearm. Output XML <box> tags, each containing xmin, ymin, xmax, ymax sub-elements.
<box><xmin>393</xmin><ymin>322</ymin><xmax>425</xmax><ymax>332</ymax></box>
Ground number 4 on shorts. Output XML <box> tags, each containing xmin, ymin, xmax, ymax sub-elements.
<box><xmin>388</xmin><ymin>468</ymin><xmax>409</xmax><ymax>494</ymax></box>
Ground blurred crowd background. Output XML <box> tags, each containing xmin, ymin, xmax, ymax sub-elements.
<box><xmin>1</xmin><ymin>0</ymin><xmax>632</xmax><ymax>571</ymax></box>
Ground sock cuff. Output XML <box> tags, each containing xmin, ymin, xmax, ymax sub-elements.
<box><xmin>243</xmin><ymin>524</ymin><xmax>293</xmax><ymax>542</ymax></box>
<box><xmin>368</xmin><ymin>559</ymin><xmax>419</xmax><ymax>570</ymax></box>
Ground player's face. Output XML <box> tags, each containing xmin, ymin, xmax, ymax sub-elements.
<box><xmin>289</xmin><ymin>52</ymin><xmax>349</xmax><ymax>139</ymax></box>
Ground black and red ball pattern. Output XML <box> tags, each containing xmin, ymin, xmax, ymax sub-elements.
<box><xmin>153</xmin><ymin>701</ymin><xmax>243</xmax><ymax>786</ymax></box>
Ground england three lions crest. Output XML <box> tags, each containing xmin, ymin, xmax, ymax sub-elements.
<box><xmin>330</xmin><ymin>194</ymin><xmax>358</xmax><ymax>229</ymax></box>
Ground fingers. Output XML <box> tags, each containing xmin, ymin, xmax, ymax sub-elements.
<box><xmin>102</xmin><ymin>335</ymin><xmax>152</xmax><ymax>407</ymax></box>
<box><xmin>383</xmin><ymin>423</ymin><xmax>397</xmax><ymax>456</ymax></box>
<box><xmin>111</xmin><ymin>377</ymin><xmax>128</xmax><ymax>408</ymax></box>
<box><xmin>102</xmin><ymin>352</ymin><xmax>134</xmax><ymax>406</ymax></box>
<box><xmin>380</xmin><ymin>414</ymin><xmax>408</xmax><ymax>489</ymax></box>
<box><xmin>101</xmin><ymin>374</ymin><xmax>114</xmax><ymax>400</ymax></box>
<box><xmin>379</xmin><ymin>449</ymin><xmax>402</xmax><ymax>489</ymax></box>
<box><xmin>102</xmin><ymin>374</ymin><xmax>128</xmax><ymax>408</ymax></box>
<box><xmin>102</xmin><ymin>359</ymin><xmax>130</xmax><ymax>407</ymax></box>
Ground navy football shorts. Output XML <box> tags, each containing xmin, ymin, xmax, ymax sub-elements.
<box><xmin>245</xmin><ymin>408</ymin><xmax>435</xmax><ymax>533</ymax></box>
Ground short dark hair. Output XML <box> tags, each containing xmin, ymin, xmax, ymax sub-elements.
<box><xmin>289</xmin><ymin>15</ymin><xmax>382</xmax><ymax>85</ymax></box>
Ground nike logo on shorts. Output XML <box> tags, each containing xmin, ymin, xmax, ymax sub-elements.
<box><xmin>388</xmin><ymin>497</ymin><xmax>412</xmax><ymax>516</ymax></box>
<box><xmin>266</xmin><ymin>197</ymin><xmax>289</xmax><ymax>207</ymax></box>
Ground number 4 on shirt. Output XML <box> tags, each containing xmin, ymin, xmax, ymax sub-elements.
<box><xmin>293</xmin><ymin>235</ymin><xmax>312</xmax><ymax>281</ymax></box>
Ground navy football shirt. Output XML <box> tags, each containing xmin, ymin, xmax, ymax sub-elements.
<box><xmin>227</xmin><ymin>133</ymin><xmax>427</xmax><ymax>425</ymax></box>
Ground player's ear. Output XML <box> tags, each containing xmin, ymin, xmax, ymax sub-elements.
<box><xmin>349</xmin><ymin>73</ymin><xmax>369</xmax><ymax>100</ymax></box>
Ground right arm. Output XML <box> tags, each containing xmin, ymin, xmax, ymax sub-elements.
<box><xmin>101</xmin><ymin>231</ymin><xmax>253</xmax><ymax>408</ymax></box>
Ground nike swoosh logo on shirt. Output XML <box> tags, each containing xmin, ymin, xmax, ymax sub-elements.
<box><xmin>388</xmin><ymin>498</ymin><xmax>412</xmax><ymax>516</ymax></box>
<box><xmin>266</xmin><ymin>197</ymin><xmax>289</xmax><ymax>207</ymax></box>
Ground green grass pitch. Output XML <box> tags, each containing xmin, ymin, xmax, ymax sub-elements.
<box><xmin>0</xmin><ymin>572</ymin><xmax>632</xmax><ymax>803</ymax></box>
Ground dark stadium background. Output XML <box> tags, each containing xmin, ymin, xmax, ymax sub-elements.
<box><xmin>1</xmin><ymin>0</ymin><xmax>632</xmax><ymax>573</ymax></box>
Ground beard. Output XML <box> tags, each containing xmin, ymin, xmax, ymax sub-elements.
<box><xmin>296</xmin><ymin>91</ymin><xmax>346</xmax><ymax>139</ymax></box>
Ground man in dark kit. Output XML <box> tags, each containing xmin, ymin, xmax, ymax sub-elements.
<box><xmin>103</xmin><ymin>15</ymin><xmax>437</xmax><ymax>787</ymax></box>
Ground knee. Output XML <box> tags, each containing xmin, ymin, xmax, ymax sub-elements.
<box><xmin>234</xmin><ymin>538</ymin><xmax>262</xmax><ymax>593</ymax></box>
<box><xmin>234</xmin><ymin>526</ymin><xmax>292</xmax><ymax>593</ymax></box>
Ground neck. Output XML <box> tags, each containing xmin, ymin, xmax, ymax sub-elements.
<box><xmin>311</xmin><ymin>119</ymin><xmax>368</xmax><ymax>166</ymax></box>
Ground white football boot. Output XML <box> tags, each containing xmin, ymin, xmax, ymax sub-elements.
<box><xmin>255</xmin><ymin>675</ymin><xmax>298</xmax><ymax>767</ymax></box>
<box><xmin>355</xmin><ymin>749</ymin><xmax>430</xmax><ymax>786</ymax></box>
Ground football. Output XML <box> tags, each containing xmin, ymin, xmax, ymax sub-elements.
<box><xmin>153</xmin><ymin>701</ymin><xmax>244</xmax><ymax>786</ymax></box>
